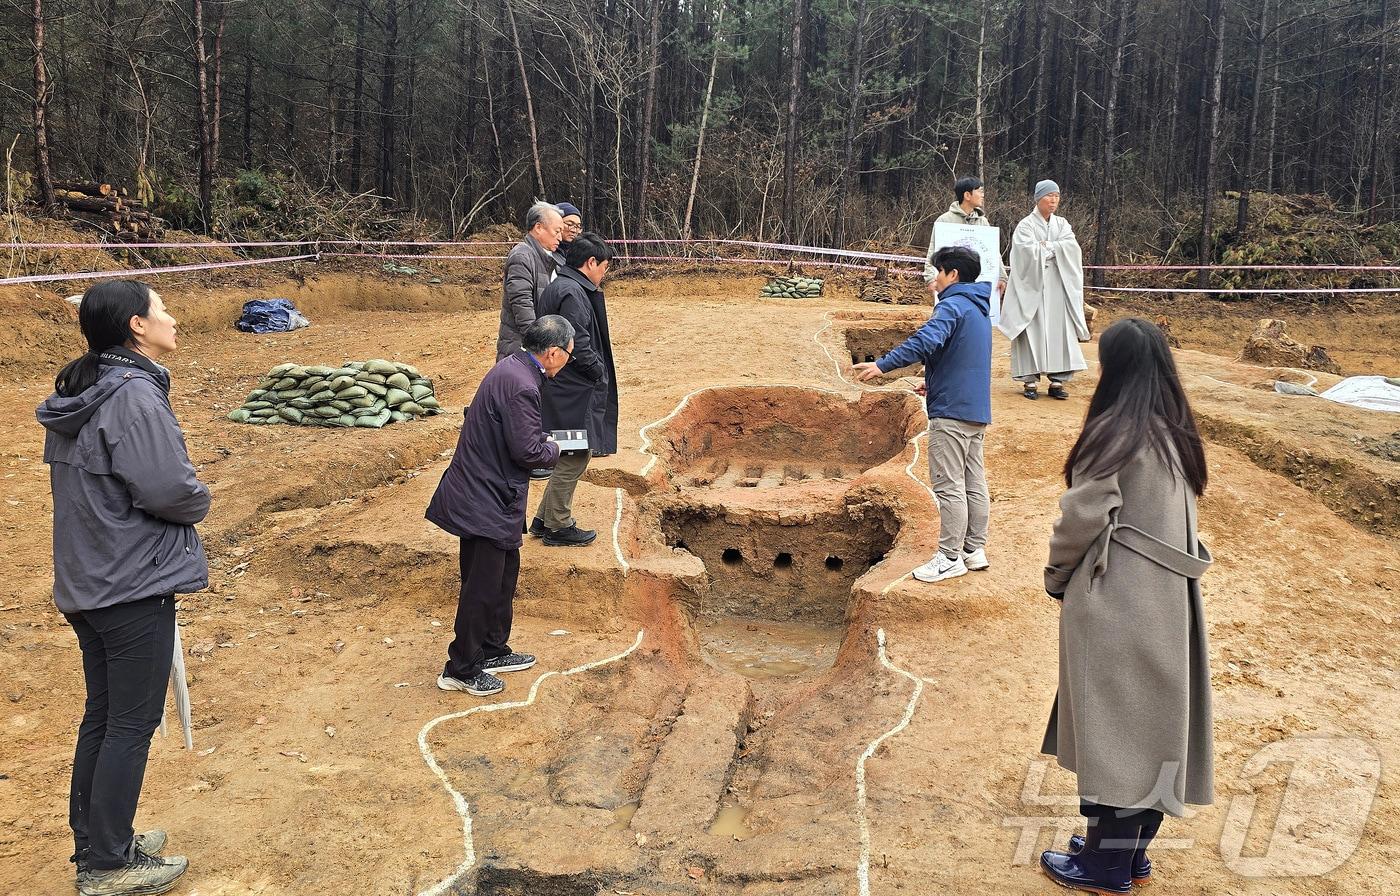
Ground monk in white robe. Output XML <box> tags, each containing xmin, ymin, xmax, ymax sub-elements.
<box><xmin>998</xmin><ymin>180</ymin><xmax>1090</xmax><ymax>400</ymax></box>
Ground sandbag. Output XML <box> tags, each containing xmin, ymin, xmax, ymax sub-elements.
<box><xmin>228</xmin><ymin>360</ymin><xmax>447</xmax><ymax>429</ymax></box>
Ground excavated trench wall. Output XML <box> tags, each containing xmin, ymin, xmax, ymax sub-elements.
<box><xmin>843</xmin><ymin>324</ymin><xmax>923</xmax><ymax>381</ymax></box>
<box><xmin>645</xmin><ymin>385</ymin><xmax>924</xmax><ymax>632</ymax></box>
<box><xmin>659</xmin><ymin>496</ymin><xmax>900</xmax><ymax>625</ymax></box>
<box><xmin>655</xmin><ymin>387</ymin><xmax>921</xmax><ymax>487</ymax></box>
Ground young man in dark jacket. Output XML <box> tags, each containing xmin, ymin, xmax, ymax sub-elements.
<box><xmin>426</xmin><ymin>315</ymin><xmax>573</xmax><ymax>696</ymax></box>
<box><xmin>529</xmin><ymin>232</ymin><xmax>618</xmax><ymax>547</ymax></box>
<box><xmin>854</xmin><ymin>246</ymin><xmax>993</xmax><ymax>584</ymax></box>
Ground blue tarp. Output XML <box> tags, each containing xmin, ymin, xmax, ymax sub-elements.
<box><xmin>236</xmin><ymin>298</ymin><xmax>311</xmax><ymax>334</ymax></box>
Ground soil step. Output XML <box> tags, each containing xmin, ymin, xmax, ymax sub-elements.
<box><xmin>630</xmin><ymin>671</ymin><xmax>755</xmax><ymax>843</ymax></box>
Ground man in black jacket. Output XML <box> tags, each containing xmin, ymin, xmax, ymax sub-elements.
<box><xmin>529</xmin><ymin>232</ymin><xmax>618</xmax><ymax>547</ymax></box>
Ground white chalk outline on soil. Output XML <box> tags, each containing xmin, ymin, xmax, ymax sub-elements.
<box><xmin>857</xmin><ymin>628</ymin><xmax>930</xmax><ymax>896</ymax></box>
<box><xmin>414</xmin><ymin>630</ymin><xmax>645</xmax><ymax>896</ymax></box>
<box><xmin>612</xmin><ymin>488</ymin><xmax>630</xmax><ymax>573</ymax></box>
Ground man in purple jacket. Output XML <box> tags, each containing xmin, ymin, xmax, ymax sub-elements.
<box><xmin>426</xmin><ymin>315</ymin><xmax>574</xmax><ymax>696</ymax></box>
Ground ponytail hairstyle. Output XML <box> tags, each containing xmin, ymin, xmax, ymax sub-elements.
<box><xmin>1063</xmin><ymin>317</ymin><xmax>1208</xmax><ymax>496</ymax></box>
<box><xmin>54</xmin><ymin>280</ymin><xmax>155</xmax><ymax>397</ymax></box>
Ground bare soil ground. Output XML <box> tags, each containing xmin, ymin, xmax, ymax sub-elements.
<box><xmin>1</xmin><ymin>263</ymin><xmax>1397</xmax><ymax>895</ymax></box>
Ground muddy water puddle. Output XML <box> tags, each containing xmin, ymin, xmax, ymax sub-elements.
<box><xmin>699</xmin><ymin>617</ymin><xmax>841</xmax><ymax>679</ymax></box>
<box><xmin>707</xmin><ymin>804</ymin><xmax>752</xmax><ymax>840</ymax></box>
<box><xmin>608</xmin><ymin>802</ymin><xmax>639</xmax><ymax>830</ymax></box>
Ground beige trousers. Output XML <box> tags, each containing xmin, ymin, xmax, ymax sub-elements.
<box><xmin>927</xmin><ymin>417</ymin><xmax>990</xmax><ymax>558</ymax></box>
<box><xmin>535</xmin><ymin>452</ymin><xmax>591</xmax><ymax>530</ymax></box>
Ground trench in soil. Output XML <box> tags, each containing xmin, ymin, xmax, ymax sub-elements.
<box><xmin>426</xmin><ymin>386</ymin><xmax>920</xmax><ymax>891</ymax></box>
<box><xmin>843</xmin><ymin>323</ymin><xmax>923</xmax><ymax>382</ymax></box>
<box><xmin>654</xmin><ymin>386</ymin><xmax>921</xmax><ymax>488</ymax></box>
<box><xmin>660</xmin><ymin>498</ymin><xmax>897</xmax><ymax>643</ymax></box>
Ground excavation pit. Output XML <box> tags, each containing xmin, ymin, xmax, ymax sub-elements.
<box><xmin>699</xmin><ymin>616</ymin><xmax>843</xmax><ymax>680</ymax></box>
<box><xmin>659</xmin><ymin>498</ymin><xmax>899</xmax><ymax>627</ymax></box>
<box><xmin>843</xmin><ymin>323</ymin><xmax>923</xmax><ymax>382</ymax></box>
<box><xmin>651</xmin><ymin>386</ymin><xmax>924</xmax><ymax>487</ymax></box>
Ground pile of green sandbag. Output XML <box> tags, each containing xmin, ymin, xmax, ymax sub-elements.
<box><xmin>227</xmin><ymin>359</ymin><xmax>443</xmax><ymax>428</ymax></box>
<box><xmin>760</xmin><ymin>275</ymin><xmax>823</xmax><ymax>298</ymax></box>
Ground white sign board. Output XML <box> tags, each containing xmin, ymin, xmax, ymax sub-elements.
<box><xmin>933</xmin><ymin>222</ymin><xmax>1002</xmax><ymax>325</ymax></box>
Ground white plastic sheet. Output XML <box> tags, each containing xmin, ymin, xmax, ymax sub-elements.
<box><xmin>1319</xmin><ymin>376</ymin><xmax>1400</xmax><ymax>414</ymax></box>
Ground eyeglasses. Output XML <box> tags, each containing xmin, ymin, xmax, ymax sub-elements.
<box><xmin>556</xmin><ymin>345</ymin><xmax>572</xmax><ymax>363</ymax></box>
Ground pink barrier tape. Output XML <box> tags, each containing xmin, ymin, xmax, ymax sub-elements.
<box><xmin>703</xmin><ymin>238</ymin><xmax>921</xmax><ymax>264</ymax></box>
<box><xmin>324</xmin><ymin>248</ymin><xmax>914</xmax><ymax>273</ymax></box>
<box><xmin>2</xmin><ymin>240</ymin><xmax>318</xmax><ymax>250</ymax></box>
<box><xmin>323</xmin><ymin>252</ymin><xmax>509</xmax><ymax>261</ymax></box>
<box><xmin>10</xmin><ymin>233</ymin><xmax>1400</xmax><ymax>272</ymax></box>
<box><xmin>0</xmin><ymin>253</ymin><xmax>318</xmax><ymax>286</ymax></box>
<box><xmin>619</xmin><ymin>254</ymin><xmax>885</xmax><ymax>271</ymax></box>
<box><xmin>318</xmin><ymin>240</ymin><xmax>518</xmax><ymax>247</ymax></box>
<box><xmin>1085</xmin><ymin>263</ymin><xmax>1400</xmax><ymax>272</ymax></box>
<box><xmin>1086</xmin><ymin>284</ymin><xmax>1400</xmax><ymax>294</ymax></box>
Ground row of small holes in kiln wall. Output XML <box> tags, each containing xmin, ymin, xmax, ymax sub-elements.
<box><xmin>720</xmin><ymin>548</ymin><xmax>845</xmax><ymax>571</ymax></box>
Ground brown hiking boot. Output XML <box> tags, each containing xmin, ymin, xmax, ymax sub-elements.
<box><xmin>78</xmin><ymin>848</ymin><xmax>188</xmax><ymax>896</ymax></box>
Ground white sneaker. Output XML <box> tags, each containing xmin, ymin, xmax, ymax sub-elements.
<box><xmin>911</xmin><ymin>553</ymin><xmax>968</xmax><ymax>583</ymax></box>
<box><xmin>962</xmin><ymin>548</ymin><xmax>989</xmax><ymax>571</ymax></box>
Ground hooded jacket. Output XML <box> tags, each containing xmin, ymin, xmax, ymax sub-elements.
<box><xmin>876</xmin><ymin>280</ymin><xmax>993</xmax><ymax>425</ymax></box>
<box><xmin>36</xmin><ymin>349</ymin><xmax>211</xmax><ymax>614</ymax></box>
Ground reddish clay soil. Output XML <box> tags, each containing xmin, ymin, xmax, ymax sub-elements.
<box><xmin>0</xmin><ymin>262</ymin><xmax>1397</xmax><ymax>895</ymax></box>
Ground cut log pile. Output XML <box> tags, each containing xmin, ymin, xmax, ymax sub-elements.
<box><xmin>52</xmin><ymin>181</ymin><xmax>164</xmax><ymax>239</ymax></box>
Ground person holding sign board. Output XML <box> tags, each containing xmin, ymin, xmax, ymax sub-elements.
<box><xmin>927</xmin><ymin>176</ymin><xmax>1007</xmax><ymax>294</ymax></box>
<box><xmin>998</xmin><ymin>180</ymin><xmax>1091</xmax><ymax>401</ymax></box>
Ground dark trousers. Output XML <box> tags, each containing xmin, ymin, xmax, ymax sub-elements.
<box><xmin>64</xmin><ymin>594</ymin><xmax>175</xmax><ymax>870</ymax></box>
<box><xmin>444</xmin><ymin>536</ymin><xmax>519</xmax><ymax>679</ymax></box>
<box><xmin>1080</xmin><ymin>801</ymin><xmax>1165</xmax><ymax>848</ymax></box>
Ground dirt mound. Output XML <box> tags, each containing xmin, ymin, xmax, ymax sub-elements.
<box><xmin>1163</xmin><ymin>193</ymin><xmax>1400</xmax><ymax>298</ymax></box>
<box><xmin>1240</xmin><ymin>318</ymin><xmax>1343</xmax><ymax>374</ymax></box>
<box><xmin>0</xmin><ymin>287</ymin><xmax>82</xmax><ymax>373</ymax></box>
<box><xmin>465</xmin><ymin>223</ymin><xmax>520</xmax><ymax>243</ymax></box>
<box><xmin>2</xmin><ymin>216</ymin><xmax>126</xmax><ymax>277</ymax></box>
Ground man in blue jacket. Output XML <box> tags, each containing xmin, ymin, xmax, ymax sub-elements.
<box><xmin>854</xmin><ymin>246</ymin><xmax>992</xmax><ymax>583</ymax></box>
<box><xmin>426</xmin><ymin>315</ymin><xmax>573</xmax><ymax>696</ymax></box>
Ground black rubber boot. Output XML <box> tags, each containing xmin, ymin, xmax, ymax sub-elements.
<box><xmin>1132</xmin><ymin>813</ymin><xmax>1162</xmax><ymax>882</ymax></box>
<box><xmin>1041</xmin><ymin>817</ymin><xmax>1138</xmax><ymax>894</ymax></box>
<box><xmin>1068</xmin><ymin>824</ymin><xmax>1153</xmax><ymax>884</ymax></box>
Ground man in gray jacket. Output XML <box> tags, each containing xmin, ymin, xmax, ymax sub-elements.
<box><xmin>496</xmin><ymin>201</ymin><xmax>566</xmax><ymax>360</ymax></box>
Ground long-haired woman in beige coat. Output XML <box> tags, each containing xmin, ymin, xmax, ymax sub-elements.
<box><xmin>1038</xmin><ymin>317</ymin><xmax>1213</xmax><ymax>894</ymax></box>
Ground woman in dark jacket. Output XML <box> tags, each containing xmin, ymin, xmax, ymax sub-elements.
<box><xmin>37</xmin><ymin>280</ymin><xmax>209</xmax><ymax>896</ymax></box>
<box><xmin>1038</xmin><ymin>318</ymin><xmax>1213</xmax><ymax>895</ymax></box>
